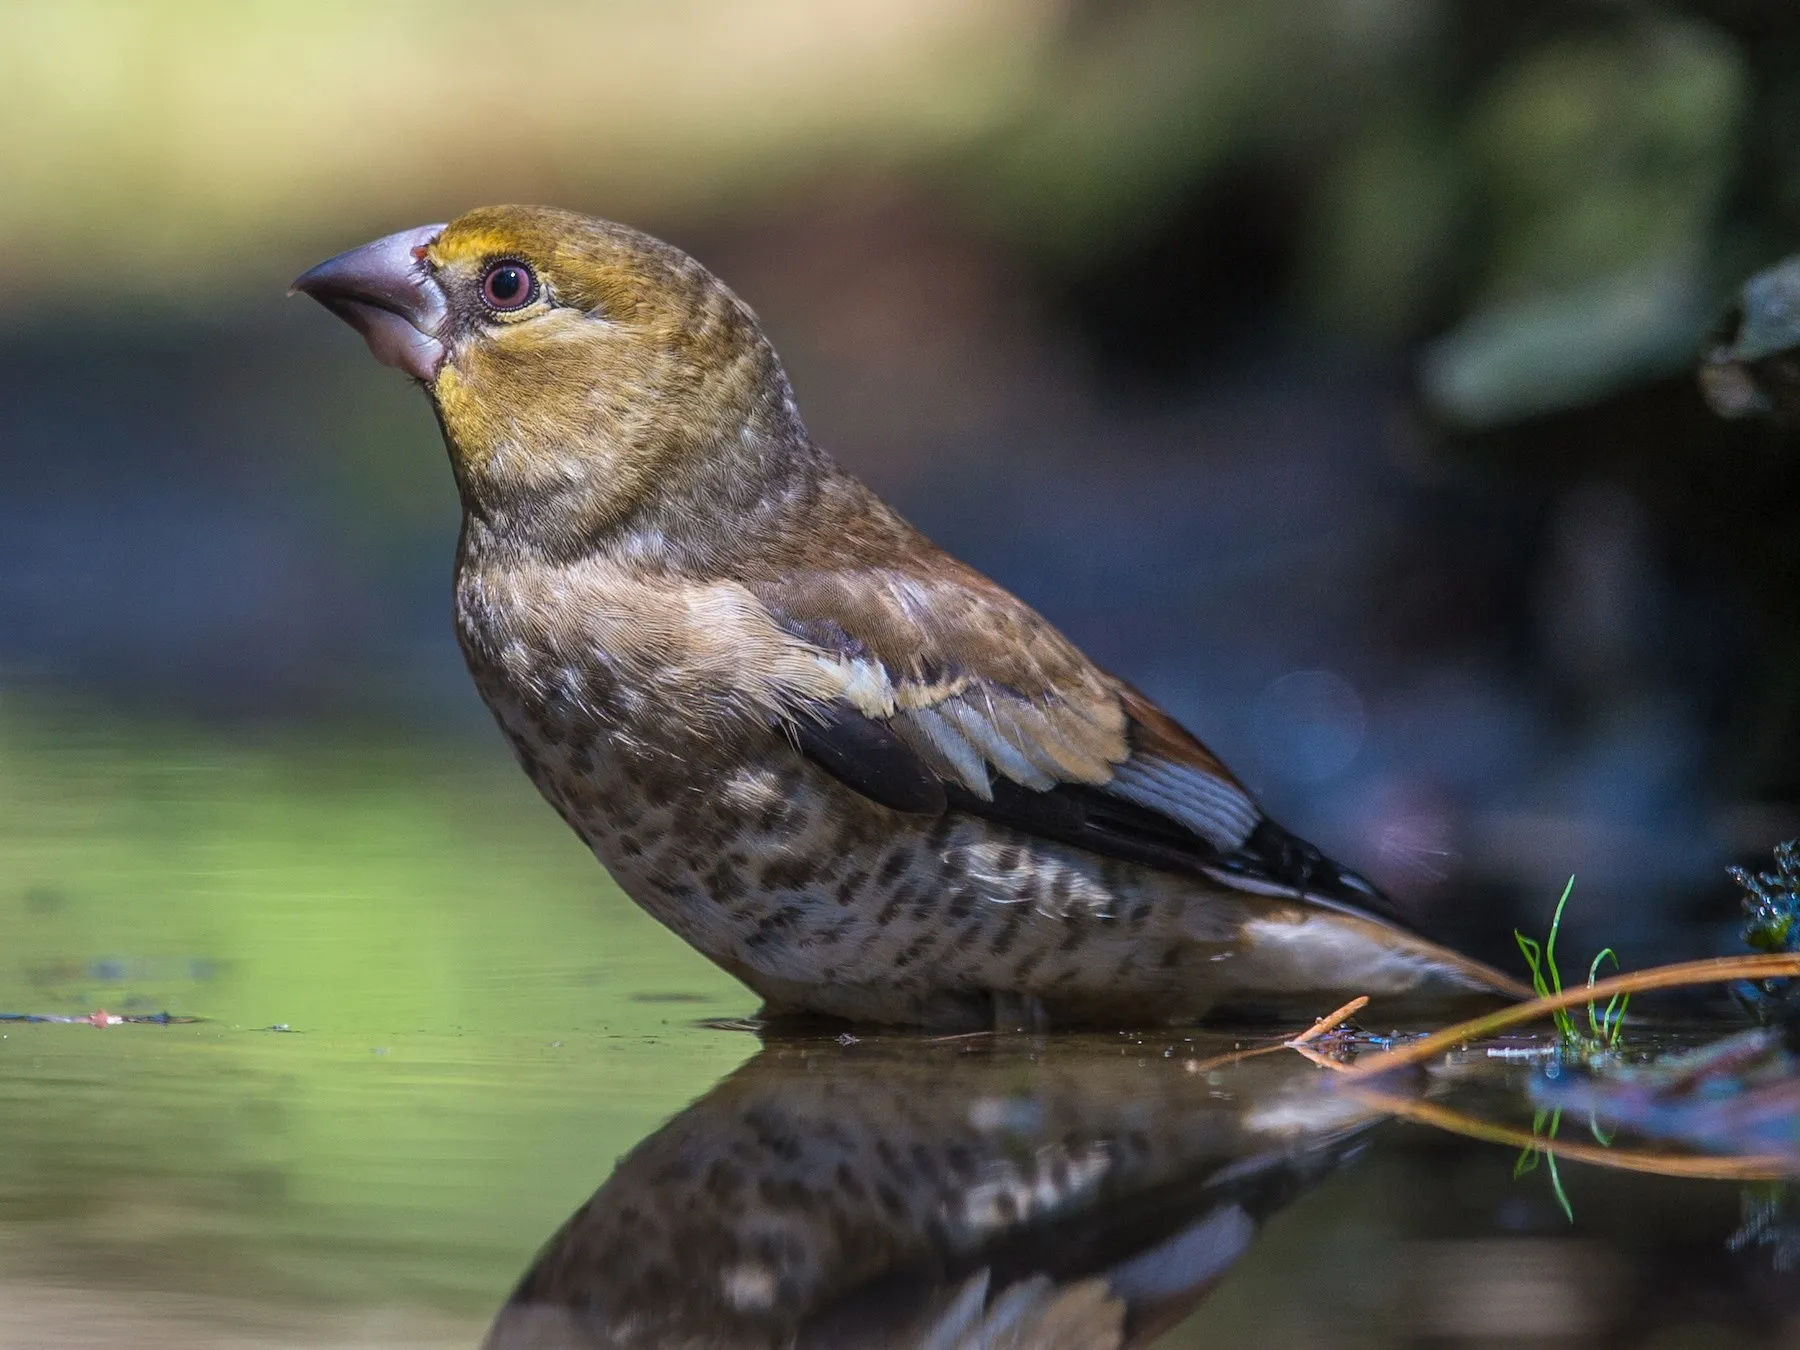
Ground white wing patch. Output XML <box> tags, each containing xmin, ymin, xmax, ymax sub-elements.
<box><xmin>815</xmin><ymin>648</ymin><xmax>1261</xmax><ymax>855</ymax></box>
<box><xmin>898</xmin><ymin>705</ymin><xmax>993</xmax><ymax>795</ymax></box>
<box><xmin>938</xmin><ymin>699</ymin><xmax>1058</xmax><ymax>792</ymax></box>
<box><xmin>822</xmin><ymin>653</ymin><xmax>1125</xmax><ymax>801</ymax></box>
<box><xmin>1108</xmin><ymin>757</ymin><xmax>1260</xmax><ymax>851</ymax></box>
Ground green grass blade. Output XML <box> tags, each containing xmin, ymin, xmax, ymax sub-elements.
<box><xmin>1514</xmin><ymin>932</ymin><xmax>1551</xmax><ymax>1000</ymax></box>
<box><xmin>1545</xmin><ymin>1109</ymin><xmax>1574</xmax><ymax>1221</ymax></box>
<box><xmin>1547</xmin><ymin>1150</ymin><xmax>1574</xmax><ymax>1222</ymax></box>
<box><xmin>1546</xmin><ymin>876</ymin><xmax>1575</xmax><ymax>997</ymax></box>
<box><xmin>1587</xmin><ymin>947</ymin><xmax>1620</xmax><ymax>1039</ymax></box>
<box><xmin>1514</xmin><ymin>1108</ymin><xmax>1549</xmax><ymax>1177</ymax></box>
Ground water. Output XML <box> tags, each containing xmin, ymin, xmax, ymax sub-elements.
<box><xmin>2</xmin><ymin>706</ymin><xmax>1796</xmax><ymax>1347</ymax></box>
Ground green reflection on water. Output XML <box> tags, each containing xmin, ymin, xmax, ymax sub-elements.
<box><xmin>0</xmin><ymin>701</ymin><xmax>756</xmax><ymax>1320</ymax></box>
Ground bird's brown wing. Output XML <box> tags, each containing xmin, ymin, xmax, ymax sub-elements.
<box><xmin>747</xmin><ymin>564</ymin><xmax>1404</xmax><ymax>923</ymax></box>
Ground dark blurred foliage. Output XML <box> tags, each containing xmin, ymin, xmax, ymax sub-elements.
<box><xmin>7</xmin><ymin>0</ymin><xmax>1800</xmax><ymax>974</ymax></box>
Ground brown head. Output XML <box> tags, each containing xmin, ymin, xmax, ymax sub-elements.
<box><xmin>292</xmin><ymin>206</ymin><xmax>808</xmax><ymax>553</ymax></box>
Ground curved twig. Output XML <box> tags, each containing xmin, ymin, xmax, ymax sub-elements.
<box><xmin>1349</xmin><ymin>1088</ymin><xmax>1792</xmax><ymax>1181</ymax></box>
<box><xmin>1340</xmin><ymin>953</ymin><xmax>1800</xmax><ymax>1080</ymax></box>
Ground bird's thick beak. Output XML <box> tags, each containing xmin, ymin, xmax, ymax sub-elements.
<box><xmin>290</xmin><ymin>224</ymin><xmax>449</xmax><ymax>382</ymax></box>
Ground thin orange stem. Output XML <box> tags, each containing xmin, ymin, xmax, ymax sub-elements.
<box><xmin>1349</xmin><ymin>1088</ymin><xmax>1792</xmax><ymax>1181</ymax></box>
<box><xmin>1287</xmin><ymin>995</ymin><xmax>1369</xmax><ymax>1046</ymax></box>
<box><xmin>1341</xmin><ymin>953</ymin><xmax>1800</xmax><ymax>1079</ymax></box>
<box><xmin>1288</xmin><ymin>1042</ymin><xmax>1351</xmax><ymax>1071</ymax></box>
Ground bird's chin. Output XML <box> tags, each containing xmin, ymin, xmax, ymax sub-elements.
<box><xmin>321</xmin><ymin>297</ymin><xmax>446</xmax><ymax>383</ymax></box>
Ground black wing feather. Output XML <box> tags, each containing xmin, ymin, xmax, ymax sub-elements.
<box><xmin>791</xmin><ymin>700</ymin><xmax>948</xmax><ymax>815</ymax></box>
<box><xmin>795</xmin><ymin>701</ymin><xmax>1416</xmax><ymax>930</ymax></box>
<box><xmin>943</xmin><ymin>780</ymin><xmax>1412</xmax><ymax>927</ymax></box>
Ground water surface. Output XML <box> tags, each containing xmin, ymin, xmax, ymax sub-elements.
<box><xmin>2</xmin><ymin>707</ymin><xmax>1796</xmax><ymax>1347</ymax></box>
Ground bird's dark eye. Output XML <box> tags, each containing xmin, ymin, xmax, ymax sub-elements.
<box><xmin>481</xmin><ymin>260</ymin><xmax>536</xmax><ymax>311</ymax></box>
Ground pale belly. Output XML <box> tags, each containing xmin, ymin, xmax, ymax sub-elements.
<box><xmin>478</xmin><ymin>682</ymin><xmax>1496</xmax><ymax>1029</ymax></box>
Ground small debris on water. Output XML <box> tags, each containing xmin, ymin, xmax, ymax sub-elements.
<box><xmin>0</xmin><ymin>1009</ymin><xmax>192</xmax><ymax>1026</ymax></box>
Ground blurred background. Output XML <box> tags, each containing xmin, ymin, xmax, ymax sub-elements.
<box><xmin>6</xmin><ymin>1</ymin><xmax>1800</xmax><ymax>1343</ymax></box>
<box><xmin>7</xmin><ymin>0</ymin><xmax>1800</xmax><ymax>962</ymax></box>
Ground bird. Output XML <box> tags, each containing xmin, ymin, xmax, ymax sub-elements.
<box><xmin>292</xmin><ymin>205</ymin><xmax>1527</xmax><ymax>1030</ymax></box>
<box><xmin>483</xmin><ymin>1034</ymin><xmax>1373</xmax><ymax>1350</ymax></box>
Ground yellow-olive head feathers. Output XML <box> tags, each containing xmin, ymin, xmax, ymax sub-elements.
<box><xmin>421</xmin><ymin>207</ymin><xmax>804</xmax><ymax>546</ymax></box>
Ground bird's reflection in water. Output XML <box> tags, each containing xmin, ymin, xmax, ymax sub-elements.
<box><xmin>485</xmin><ymin>1034</ymin><xmax>1374</xmax><ymax>1349</ymax></box>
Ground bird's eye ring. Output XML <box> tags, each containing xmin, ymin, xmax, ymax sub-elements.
<box><xmin>481</xmin><ymin>260</ymin><xmax>537</xmax><ymax>312</ymax></box>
